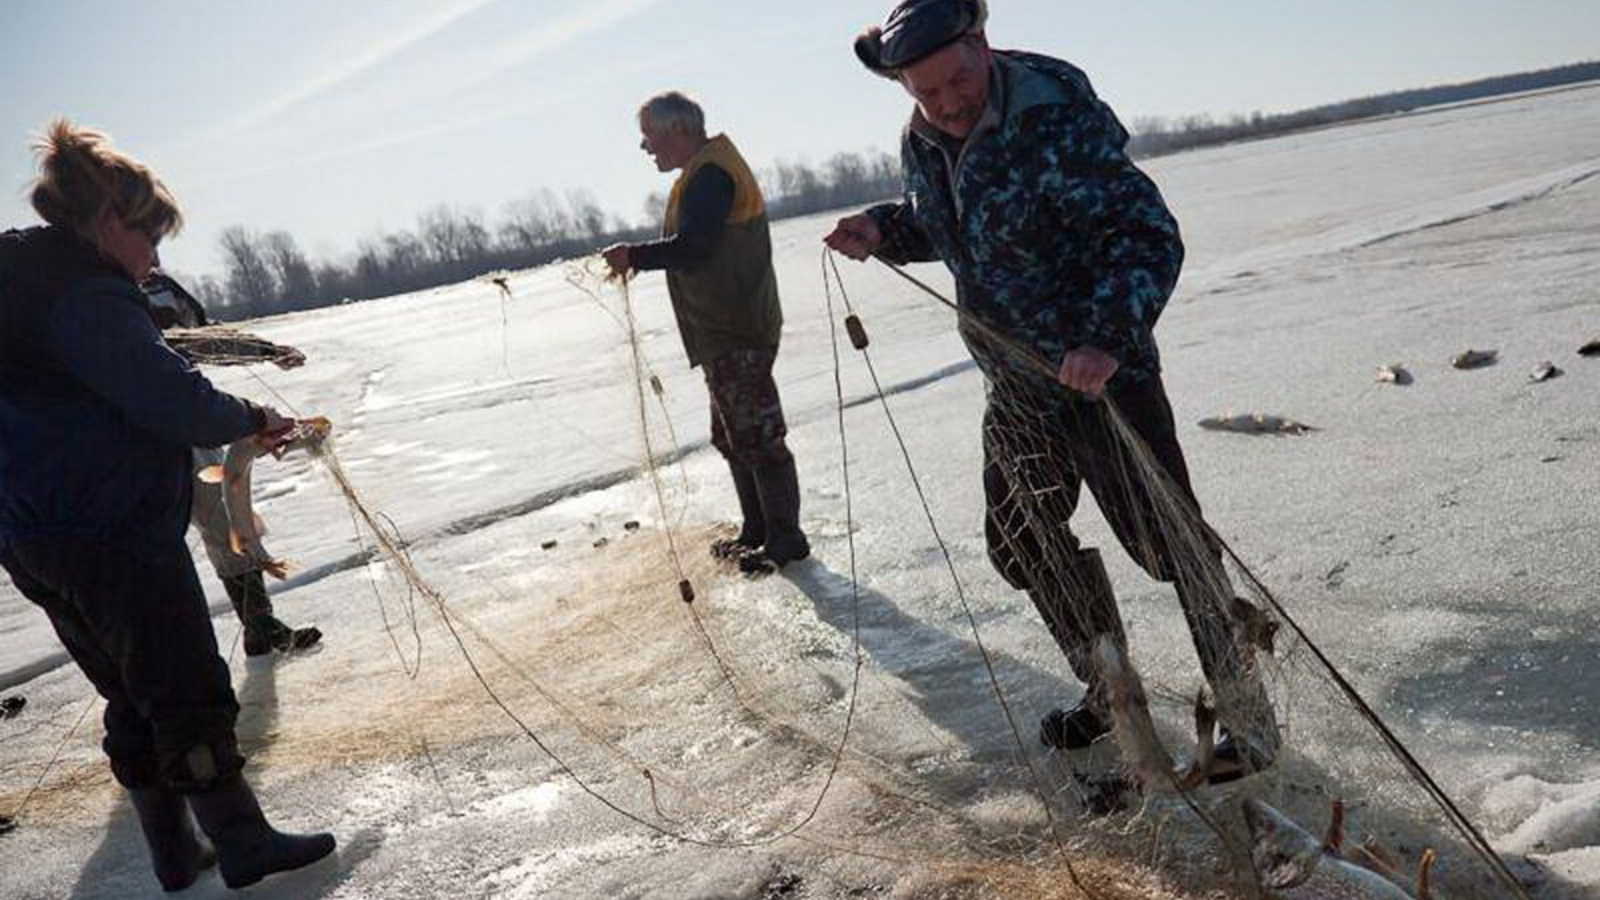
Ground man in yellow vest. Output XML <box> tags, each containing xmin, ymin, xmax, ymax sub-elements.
<box><xmin>604</xmin><ymin>92</ymin><xmax>808</xmax><ymax>575</ymax></box>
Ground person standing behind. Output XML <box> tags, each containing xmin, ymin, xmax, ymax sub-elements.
<box><xmin>0</xmin><ymin>120</ymin><xmax>334</xmax><ymax>891</ymax></box>
<box><xmin>143</xmin><ymin>270</ymin><xmax>323</xmax><ymax>657</ymax></box>
<box><xmin>824</xmin><ymin>0</ymin><xmax>1277</xmax><ymax>777</ymax></box>
<box><xmin>603</xmin><ymin>92</ymin><xmax>809</xmax><ymax>575</ymax></box>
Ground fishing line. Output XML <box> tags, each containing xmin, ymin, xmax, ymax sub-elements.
<box><xmin>867</xmin><ymin>253</ymin><xmax>1533</xmax><ymax>900</ymax></box>
<box><xmin>230</xmin><ymin>292</ymin><xmax>883</xmax><ymax>854</ymax></box>
<box><xmin>2</xmin><ymin>693</ymin><xmax>97</xmax><ymax>825</ymax></box>
<box><xmin>822</xmin><ymin>250</ymin><xmax>1100</xmax><ymax>900</ymax></box>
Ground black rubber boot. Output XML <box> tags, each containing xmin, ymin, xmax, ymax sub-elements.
<box><xmin>738</xmin><ymin>458</ymin><xmax>810</xmax><ymax>574</ymax></box>
<box><xmin>710</xmin><ymin>462</ymin><xmax>766</xmax><ymax>560</ymax></box>
<box><xmin>1207</xmin><ymin>730</ymin><xmax>1276</xmax><ymax>784</ymax></box>
<box><xmin>187</xmin><ymin>774</ymin><xmax>336</xmax><ymax>889</ymax></box>
<box><xmin>1032</xmin><ymin>549</ymin><xmax>1128</xmax><ymax>749</ymax></box>
<box><xmin>1039</xmin><ymin>702</ymin><xmax>1112</xmax><ymax>750</ymax></box>
<box><xmin>222</xmin><ymin>572</ymin><xmax>321</xmax><ymax>656</ymax></box>
<box><xmin>128</xmin><ymin>786</ymin><xmax>215</xmax><ymax>892</ymax></box>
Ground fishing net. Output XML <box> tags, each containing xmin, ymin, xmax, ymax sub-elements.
<box><xmin>812</xmin><ymin>254</ymin><xmax>1534</xmax><ymax>899</ymax></box>
<box><xmin>0</xmin><ymin>252</ymin><xmax>1535</xmax><ymax>900</ymax></box>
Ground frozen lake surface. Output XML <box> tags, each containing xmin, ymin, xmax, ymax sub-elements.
<box><xmin>2</xmin><ymin>83</ymin><xmax>1599</xmax><ymax>898</ymax></box>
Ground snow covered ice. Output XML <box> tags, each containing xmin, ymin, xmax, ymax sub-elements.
<box><xmin>3</xmin><ymin>83</ymin><xmax>1600</xmax><ymax>898</ymax></box>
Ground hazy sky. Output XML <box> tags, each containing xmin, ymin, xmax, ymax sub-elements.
<box><xmin>3</xmin><ymin>0</ymin><xmax>1595</xmax><ymax>276</ymax></box>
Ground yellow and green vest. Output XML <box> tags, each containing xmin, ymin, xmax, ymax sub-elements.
<box><xmin>662</xmin><ymin>134</ymin><xmax>782</xmax><ymax>366</ymax></box>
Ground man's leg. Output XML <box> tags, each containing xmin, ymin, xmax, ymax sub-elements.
<box><xmin>981</xmin><ymin>400</ymin><xmax>1128</xmax><ymax>748</ymax></box>
<box><xmin>704</xmin><ymin>348</ymin><xmax>808</xmax><ymax>572</ymax></box>
<box><xmin>705</xmin><ymin>384</ymin><xmax>766</xmax><ymax>559</ymax></box>
<box><xmin>1071</xmin><ymin>375</ymin><xmax>1279</xmax><ymax>771</ymax></box>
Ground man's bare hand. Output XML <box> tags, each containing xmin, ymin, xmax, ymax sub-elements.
<box><xmin>601</xmin><ymin>244</ymin><xmax>633</xmax><ymax>278</ymax></box>
<box><xmin>1057</xmin><ymin>346</ymin><xmax>1119</xmax><ymax>397</ymax></box>
<box><xmin>823</xmin><ymin>214</ymin><xmax>883</xmax><ymax>261</ymax></box>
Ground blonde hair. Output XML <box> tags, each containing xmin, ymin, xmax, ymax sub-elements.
<box><xmin>638</xmin><ymin>92</ymin><xmax>705</xmax><ymax>139</ymax></box>
<box><xmin>29</xmin><ymin>118</ymin><xmax>183</xmax><ymax>240</ymax></box>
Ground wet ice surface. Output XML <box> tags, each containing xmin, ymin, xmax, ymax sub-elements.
<box><xmin>2</xmin><ymin>85</ymin><xmax>1600</xmax><ymax>898</ymax></box>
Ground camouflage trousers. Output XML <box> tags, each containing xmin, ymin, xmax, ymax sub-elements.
<box><xmin>703</xmin><ymin>347</ymin><xmax>793</xmax><ymax>468</ymax></box>
<box><xmin>982</xmin><ymin>373</ymin><xmax>1255</xmax><ymax>705</ymax></box>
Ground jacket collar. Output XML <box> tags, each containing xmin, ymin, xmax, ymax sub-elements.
<box><xmin>906</xmin><ymin>50</ymin><xmax>1079</xmax><ymax>151</ymax></box>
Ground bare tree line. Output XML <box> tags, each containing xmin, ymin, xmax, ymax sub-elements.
<box><xmin>192</xmin><ymin>60</ymin><xmax>1599</xmax><ymax>319</ymax></box>
<box><xmin>1128</xmin><ymin>59</ymin><xmax>1600</xmax><ymax>158</ymax></box>
<box><xmin>191</xmin><ymin>154</ymin><xmax>904</xmax><ymax>318</ymax></box>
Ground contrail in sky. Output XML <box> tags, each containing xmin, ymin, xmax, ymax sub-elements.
<box><xmin>428</xmin><ymin>0</ymin><xmax>669</xmax><ymax>99</ymax></box>
<box><xmin>211</xmin><ymin>0</ymin><xmax>503</xmax><ymax>139</ymax></box>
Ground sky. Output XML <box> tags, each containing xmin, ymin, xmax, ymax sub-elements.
<box><xmin>2</xmin><ymin>0</ymin><xmax>1596</xmax><ymax>278</ymax></box>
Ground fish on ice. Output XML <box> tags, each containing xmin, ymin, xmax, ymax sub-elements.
<box><xmin>1243</xmin><ymin>797</ymin><xmax>1434</xmax><ymax>899</ymax></box>
<box><xmin>1198</xmin><ymin>413</ymin><xmax>1317</xmax><ymax>435</ymax></box>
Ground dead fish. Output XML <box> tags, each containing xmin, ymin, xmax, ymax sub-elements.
<box><xmin>1199</xmin><ymin>413</ymin><xmax>1317</xmax><ymax>435</ymax></box>
<box><xmin>222</xmin><ymin>440</ymin><xmax>283</xmax><ymax>579</ymax></box>
<box><xmin>1452</xmin><ymin>349</ymin><xmax>1498</xmax><ymax>370</ymax></box>
<box><xmin>1528</xmin><ymin>361</ymin><xmax>1562</xmax><ymax>383</ymax></box>
<box><xmin>1243</xmin><ymin>798</ymin><xmax>1424</xmax><ymax>899</ymax></box>
<box><xmin>623</xmin><ymin>520</ymin><xmax>641</xmax><ymax>532</ymax></box>
<box><xmin>220</xmin><ymin>418</ymin><xmax>332</xmax><ymax>580</ymax></box>
<box><xmin>1375</xmin><ymin>365</ymin><xmax>1412</xmax><ymax>386</ymax></box>
<box><xmin>540</xmin><ymin>539</ymin><xmax>558</xmax><ymax>551</ymax></box>
<box><xmin>1096</xmin><ymin>638</ymin><xmax>1219</xmax><ymax>794</ymax></box>
<box><xmin>1579</xmin><ymin>338</ymin><xmax>1600</xmax><ymax>357</ymax></box>
<box><xmin>1097</xmin><ymin>638</ymin><xmax>1175</xmax><ymax>794</ymax></box>
<box><xmin>0</xmin><ymin>696</ymin><xmax>24</xmax><ymax>719</ymax></box>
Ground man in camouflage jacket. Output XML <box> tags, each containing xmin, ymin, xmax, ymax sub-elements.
<box><xmin>827</xmin><ymin>0</ymin><xmax>1276</xmax><ymax>775</ymax></box>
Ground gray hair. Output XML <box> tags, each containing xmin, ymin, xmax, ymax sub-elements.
<box><xmin>638</xmin><ymin>91</ymin><xmax>706</xmax><ymax>138</ymax></box>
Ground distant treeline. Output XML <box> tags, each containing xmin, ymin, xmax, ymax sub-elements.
<box><xmin>191</xmin><ymin>153</ymin><xmax>904</xmax><ymax>318</ymax></box>
<box><xmin>1127</xmin><ymin>59</ymin><xmax>1600</xmax><ymax>157</ymax></box>
<box><xmin>191</xmin><ymin>60</ymin><xmax>1599</xmax><ymax>319</ymax></box>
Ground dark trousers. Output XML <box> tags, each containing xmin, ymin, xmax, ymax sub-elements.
<box><xmin>1</xmin><ymin>537</ymin><xmax>242</xmax><ymax>790</ymax></box>
<box><xmin>982</xmin><ymin>373</ymin><xmax>1246</xmax><ymax>707</ymax></box>
<box><xmin>704</xmin><ymin>347</ymin><xmax>793</xmax><ymax>468</ymax></box>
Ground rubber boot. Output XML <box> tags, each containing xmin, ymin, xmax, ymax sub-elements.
<box><xmin>128</xmin><ymin>786</ymin><xmax>215</xmax><ymax>892</ymax></box>
<box><xmin>710</xmin><ymin>461</ymin><xmax>766</xmax><ymax>560</ymax></box>
<box><xmin>221</xmin><ymin>572</ymin><xmax>322</xmax><ymax>656</ymax></box>
<box><xmin>1038</xmin><ymin>702</ymin><xmax>1111</xmax><ymax>750</ymax></box>
<box><xmin>187</xmin><ymin>774</ymin><xmax>336</xmax><ymax>889</ymax></box>
<box><xmin>1034</xmin><ymin>548</ymin><xmax>1128</xmax><ymax>748</ymax></box>
<box><xmin>1173</xmin><ymin>574</ymin><xmax>1281</xmax><ymax>774</ymax></box>
<box><xmin>739</xmin><ymin>458</ymin><xmax>810</xmax><ymax>574</ymax></box>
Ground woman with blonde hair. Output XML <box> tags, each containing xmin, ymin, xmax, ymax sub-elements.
<box><xmin>0</xmin><ymin>119</ymin><xmax>334</xmax><ymax>891</ymax></box>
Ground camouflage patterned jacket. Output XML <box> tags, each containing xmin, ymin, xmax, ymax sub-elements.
<box><xmin>867</xmin><ymin>50</ymin><xmax>1184</xmax><ymax>394</ymax></box>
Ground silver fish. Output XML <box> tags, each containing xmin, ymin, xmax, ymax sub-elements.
<box><xmin>1198</xmin><ymin>413</ymin><xmax>1317</xmax><ymax>435</ymax></box>
<box><xmin>1243</xmin><ymin>798</ymin><xmax>1421</xmax><ymax>899</ymax></box>
<box><xmin>1375</xmin><ymin>365</ymin><xmax>1412</xmax><ymax>386</ymax></box>
<box><xmin>1452</xmin><ymin>349</ymin><xmax>1498</xmax><ymax>370</ymax></box>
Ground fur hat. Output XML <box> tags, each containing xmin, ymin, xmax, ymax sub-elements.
<box><xmin>854</xmin><ymin>0</ymin><xmax>989</xmax><ymax>80</ymax></box>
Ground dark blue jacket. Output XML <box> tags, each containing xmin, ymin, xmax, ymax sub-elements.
<box><xmin>868</xmin><ymin>50</ymin><xmax>1185</xmax><ymax>396</ymax></box>
<box><xmin>0</xmin><ymin>226</ymin><xmax>263</xmax><ymax>551</ymax></box>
